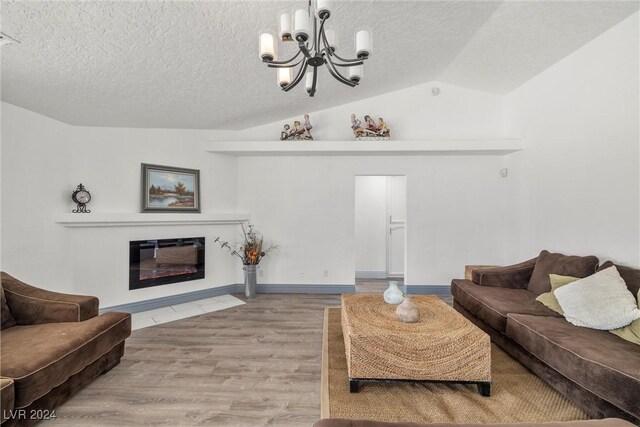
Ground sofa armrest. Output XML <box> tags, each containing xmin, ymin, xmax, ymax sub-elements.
<box><xmin>464</xmin><ymin>265</ymin><xmax>500</xmax><ymax>280</ymax></box>
<box><xmin>1</xmin><ymin>272</ymin><xmax>99</xmax><ymax>324</ymax></box>
<box><xmin>470</xmin><ymin>257</ymin><xmax>538</xmax><ymax>289</ymax></box>
<box><xmin>0</xmin><ymin>378</ymin><xmax>14</xmax><ymax>424</ymax></box>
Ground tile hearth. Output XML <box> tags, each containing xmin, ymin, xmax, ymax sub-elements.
<box><xmin>130</xmin><ymin>294</ymin><xmax>245</xmax><ymax>330</ymax></box>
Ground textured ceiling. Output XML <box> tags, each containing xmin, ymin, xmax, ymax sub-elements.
<box><xmin>1</xmin><ymin>1</ymin><xmax>638</xmax><ymax>130</ymax></box>
<box><xmin>439</xmin><ymin>1</ymin><xmax>640</xmax><ymax>93</ymax></box>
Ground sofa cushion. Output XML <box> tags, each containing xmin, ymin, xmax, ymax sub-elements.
<box><xmin>1</xmin><ymin>286</ymin><xmax>16</xmax><ymax>330</ymax></box>
<box><xmin>528</xmin><ymin>250</ymin><xmax>599</xmax><ymax>295</ymax></box>
<box><xmin>451</xmin><ymin>279</ymin><xmax>562</xmax><ymax>333</ymax></box>
<box><xmin>599</xmin><ymin>261</ymin><xmax>640</xmax><ymax>296</ymax></box>
<box><xmin>0</xmin><ymin>312</ymin><xmax>130</xmax><ymax>408</ymax></box>
<box><xmin>506</xmin><ymin>313</ymin><xmax>640</xmax><ymax>419</ymax></box>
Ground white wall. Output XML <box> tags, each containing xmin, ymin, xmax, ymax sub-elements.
<box><xmin>238</xmin><ymin>81</ymin><xmax>506</xmax><ymax>141</ymax></box>
<box><xmin>233</xmin><ymin>83</ymin><xmax>511</xmax><ymax>286</ymax></box>
<box><xmin>3</xmin><ymin>77</ymin><xmax>511</xmax><ymax>299</ymax></box>
<box><xmin>237</xmin><ymin>155</ymin><xmax>508</xmax><ymax>286</ymax></box>
<box><xmin>354</xmin><ymin>176</ymin><xmax>387</xmax><ymax>276</ymax></box>
<box><xmin>233</xmin><ymin>81</ymin><xmax>510</xmax><ymax>286</ymax></box>
<box><xmin>1</xmin><ymin>103</ymin><xmax>243</xmax><ymax>307</ymax></box>
<box><xmin>504</xmin><ymin>12</ymin><xmax>640</xmax><ymax>267</ymax></box>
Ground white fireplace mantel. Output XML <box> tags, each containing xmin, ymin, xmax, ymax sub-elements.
<box><xmin>54</xmin><ymin>212</ymin><xmax>250</xmax><ymax>228</ymax></box>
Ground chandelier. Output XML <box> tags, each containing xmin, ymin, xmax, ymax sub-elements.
<box><xmin>258</xmin><ymin>0</ymin><xmax>372</xmax><ymax>97</ymax></box>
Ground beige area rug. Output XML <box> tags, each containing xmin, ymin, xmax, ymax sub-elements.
<box><xmin>321</xmin><ymin>307</ymin><xmax>588</xmax><ymax>423</ymax></box>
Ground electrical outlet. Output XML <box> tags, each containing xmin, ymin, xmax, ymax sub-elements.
<box><xmin>323</xmin><ymin>270</ymin><xmax>329</xmax><ymax>278</ymax></box>
<box><xmin>300</xmin><ymin>272</ymin><xmax>306</xmax><ymax>278</ymax></box>
<box><xmin>259</xmin><ymin>269</ymin><xmax>264</xmax><ymax>277</ymax></box>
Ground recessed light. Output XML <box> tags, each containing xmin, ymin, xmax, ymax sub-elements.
<box><xmin>0</xmin><ymin>32</ymin><xmax>20</xmax><ymax>46</ymax></box>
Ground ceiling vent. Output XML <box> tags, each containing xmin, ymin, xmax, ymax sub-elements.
<box><xmin>0</xmin><ymin>32</ymin><xmax>20</xmax><ymax>46</ymax></box>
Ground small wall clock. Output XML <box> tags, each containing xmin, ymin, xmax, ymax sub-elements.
<box><xmin>71</xmin><ymin>183</ymin><xmax>91</xmax><ymax>213</ymax></box>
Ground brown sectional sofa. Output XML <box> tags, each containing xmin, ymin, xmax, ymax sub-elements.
<box><xmin>0</xmin><ymin>272</ymin><xmax>131</xmax><ymax>426</ymax></box>
<box><xmin>451</xmin><ymin>251</ymin><xmax>640</xmax><ymax>424</ymax></box>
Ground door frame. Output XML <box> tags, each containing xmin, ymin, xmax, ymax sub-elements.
<box><xmin>386</xmin><ymin>176</ymin><xmax>406</xmax><ymax>278</ymax></box>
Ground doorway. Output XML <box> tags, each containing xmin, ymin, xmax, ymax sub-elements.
<box><xmin>354</xmin><ymin>176</ymin><xmax>407</xmax><ymax>288</ymax></box>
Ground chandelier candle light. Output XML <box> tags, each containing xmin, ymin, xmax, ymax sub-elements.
<box><xmin>259</xmin><ymin>0</ymin><xmax>372</xmax><ymax>96</ymax></box>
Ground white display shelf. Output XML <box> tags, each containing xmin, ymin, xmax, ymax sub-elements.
<box><xmin>206</xmin><ymin>139</ymin><xmax>522</xmax><ymax>156</ymax></box>
<box><xmin>54</xmin><ymin>213</ymin><xmax>250</xmax><ymax>228</ymax></box>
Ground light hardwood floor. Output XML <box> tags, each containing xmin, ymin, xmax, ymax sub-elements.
<box><xmin>54</xmin><ymin>294</ymin><xmax>340</xmax><ymax>426</ymax></box>
<box><xmin>53</xmin><ymin>290</ymin><xmax>451</xmax><ymax>426</ymax></box>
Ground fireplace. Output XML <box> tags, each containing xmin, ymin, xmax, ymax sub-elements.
<box><xmin>129</xmin><ymin>237</ymin><xmax>205</xmax><ymax>290</ymax></box>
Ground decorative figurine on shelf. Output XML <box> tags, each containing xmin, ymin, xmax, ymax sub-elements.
<box><xmin>351</xmin><ymin>114</ymin><xmax>391</xmax><ymax>140</ymax></box>
<box><xmin>280</xmin><ymin>114</ymin><xmax>313</xmax><ymax>141</ymax></box>
<box><xmin>280</xmin><ymin>124</ymin><xmax>291</xmax><ymax>140</ymax></box>
<box><xmin>378</xmin><ymin>117</ymin><xmax>390</xmax><ymax>137</ymax></box>
<box><xmin>71</xmin><ymin>183</ymin><xmax>91</xmax><ymax>213</ymax></box>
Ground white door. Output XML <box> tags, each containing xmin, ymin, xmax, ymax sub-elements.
<box><xmin>387</xmin><ymin>176</ymin><xmax>406</xmax><ymax>277</ymax></box>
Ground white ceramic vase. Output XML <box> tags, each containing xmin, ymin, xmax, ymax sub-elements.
<box><xmin>383</xmin><ymin>281</ymin><xmax>403</xmax><ymax>304</ymax></box>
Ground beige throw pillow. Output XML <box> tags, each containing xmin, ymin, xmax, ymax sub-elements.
<box><xmin>555</xmin><ymin>266</ymin><xmax>640</xmax><ymax>330</ymax></box>
<box><xmin>536</xmin><ymin>274</ymin><xmax>579</xmax><ymax>315</ymax></box>
<box><xmin>610</xmin><ymin>290</ymin><xmax>640</xmax><ymax>345</ymax></box>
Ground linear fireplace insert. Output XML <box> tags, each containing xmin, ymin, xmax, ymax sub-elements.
<box><xmin>129</xmin><ymin>237</ymin><xmax>205</xmax><ymax>290</ymax></box>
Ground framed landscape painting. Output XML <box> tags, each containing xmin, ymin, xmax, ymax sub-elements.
<box><xmin>141</xmin><ymin>164</ymin><xmax>201</xmax><ymax>213</ymax></box>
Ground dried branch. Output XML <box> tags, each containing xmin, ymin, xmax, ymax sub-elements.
<box><xmin>213</xmin><ymin>222</ymin><xmax>277</xmax><ymax>265</ymax></box>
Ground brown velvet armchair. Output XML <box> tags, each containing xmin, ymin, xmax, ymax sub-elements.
<box><xmin>1</xmin><ymin>272</ymin><xmax>131</xmax><ymax>426</ymax></box>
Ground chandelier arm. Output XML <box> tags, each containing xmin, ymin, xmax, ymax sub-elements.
<box><xmin>268</xmin><ymin>59</ymin><xmax>304</xmax><ymax>69</ymax></box>
<box><xmin>319</xmin><ymin>23</ymin><xmax>334</xmax><ymax>56</ymax></box>
<box><xmin>331</xmin><ymin>51</ymin><xmax>366</xmax><ymax>64</ymax></box>
<box><xmin>319</xmin><ymin>25</ymin><xmax>362</xmax><ymax>66</ymax></box>
<box><xmin>282</xmin><ymin>61</ymin><xmax>309</xmax><ymax>92</ymax></box>
<box><xmin>268</xmin><ymin>50</ymin><xmax>302</xmax><ymax>66</ymax></box>
<box><xmin>316</xmin><ymin>17</ymin><xmax>327</xmax><ymax>51</ymax></box>
<box><xmin>298</xmin><ymin>41</ymin><xmax>312</xmax><ymax>59</ymax></box>
<box><xmin>329</xmin><ymin>59</ymin><xmax>364</xmax><ymax>67</ymax></box>
<box><xmin>324</xmin><ymin>54</ymin><xmax>357</xmax><ymax>87</ymax></box>
<box><xmin>309</xmin><ymin>66</ymin><xmax>318</xmax><ymax>97</ymax></box>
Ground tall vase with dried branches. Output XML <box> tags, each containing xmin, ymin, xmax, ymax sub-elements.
<box><xmin>214</xmin><ymin>223</ymin><xmax>276</xmax><ymax>299</ymax></box>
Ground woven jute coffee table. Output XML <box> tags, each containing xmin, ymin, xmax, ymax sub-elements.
<box><xmin>341</xmin><ymin>294</ymin><xmax>491</xmax><ymax>395</ymax></box>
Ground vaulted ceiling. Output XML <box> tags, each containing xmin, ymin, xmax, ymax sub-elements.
<box><xmin>1</xmin><ymin>1</ymin><xmax>637</xmax><ymax>130</ymax></box>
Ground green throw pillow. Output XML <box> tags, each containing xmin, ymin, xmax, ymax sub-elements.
<box><xmin>535</xmin><ymin>274</ymin><xmax>579</xmax><ymax>315</ymax></box>
<box><xmin>610</xmin><ymin>290</ymin><xmax>640</xmax><ymax>345</ymax></box>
